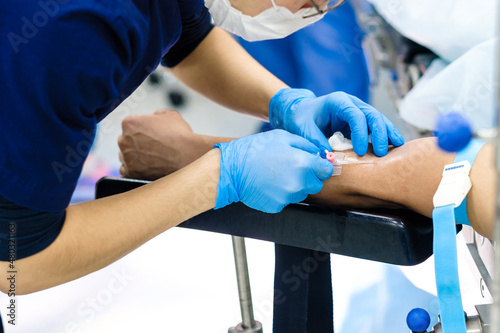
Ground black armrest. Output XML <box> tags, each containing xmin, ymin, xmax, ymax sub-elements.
<box><xmin>95</xmin><ymin>177</ymin><xmax>435</xmax><ymax>266</ymax></box>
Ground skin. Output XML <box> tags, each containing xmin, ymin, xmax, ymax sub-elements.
<box><xmin>169</xmin><ymin>27</ymin><xmax>286</xmax><ymax>121</ymax></box>
<box><xmin>310</xmin><ymin>139</ymin><xmax>496</xmax><ymax>239</ymax></box>
<box><xmin>229</xmin><ymin>0</ymin><xmax>315</xmax><ymax>16</ymax></box>
<box><xmin>119</xmin><ymin>110</ymin><xmax>497</xmax><ymax>239</ymax></box>
<box><xmin>0</xmin><ymin>0</ymin><xmax>323</xmax><ymax>295</ymax></box>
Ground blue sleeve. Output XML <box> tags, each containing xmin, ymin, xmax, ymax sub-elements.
<box><xmin>0</xmin><ymin>195</ymin><xmax>65</xmax><ymax>261</ymax></box>
<box><xmin>0</xmin><ymin>2</ymin><xmax>146</xmax><ymax>212</ymax></box>
<box><xmin>162</xmin><ymin>0</ymin><xmax>214</xmax><ymax>67</ymax></box>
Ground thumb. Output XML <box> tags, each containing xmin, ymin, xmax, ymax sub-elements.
<box><xmin>311</xmin><ymin>156</ymin><xmax>334</xmax><ymax>181</ymax></box>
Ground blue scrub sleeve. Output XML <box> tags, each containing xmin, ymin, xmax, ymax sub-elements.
<box><xmin>0</xmin><ymin>3</ymin><xmax>146</xmax><ymax>212</ymax></box>
<box><xmin>0</xmin><ymin>195</ymin><xmax>65</xmax><ymax>261</ymax></box>
<box><xmin>161</xmin><ymin>4</ymin><xmax>214</xmax><ymax>67</ymax></box>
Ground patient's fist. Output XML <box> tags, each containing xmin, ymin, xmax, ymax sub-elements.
<box><xmin>118</xmin><ymin>110</ymin><xmax>199</xmax><ymax>180</ymax></box>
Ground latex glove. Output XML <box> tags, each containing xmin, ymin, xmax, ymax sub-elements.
<box><xmin>215</xmin><ymin>130</ymin><xmax>333</xmax><ymax>213</ymax></box>
<box><xmin>269</xmin><ymin>88</ymin><xmax>405</xmax><ymax>156</ymax></box>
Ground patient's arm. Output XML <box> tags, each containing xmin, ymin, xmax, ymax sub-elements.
<box><xmin>308</xmin><ymin>138</ymin><xmax>496</xmax><ymax>239</ymax></box>
<box><xmin>119</xmin><ymin>111</ymin><xmax>496</xmax><ymax>238</ymax></box>
<box><xmin>118</xmin><ymin>109</ymin><xmax>235</xmax><ymax>179</ymax></box>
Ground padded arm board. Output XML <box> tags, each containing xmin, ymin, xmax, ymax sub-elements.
<box><xmin>95</xmin><ymin>177</ymin><xmax>435</xmax><ymax>266</ymax></box>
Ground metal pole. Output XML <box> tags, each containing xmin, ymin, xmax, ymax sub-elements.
<box><xmin>228</xmin><ymin>236</ymin><xmax>263</xmax><ymax>333</ymax></box>
<box><xmin>231</xmin><ymin>236</ymin><xmax>257</xmax><ymax>329</ymax></box>
<box><xmin>490</xmin><ymin>9</ymin><xmax>500</xmax><ymax>333</ymax></box>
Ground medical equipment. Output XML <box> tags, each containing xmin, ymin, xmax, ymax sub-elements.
<box><xmin>328</xmin><ymin>131</ymin><xmax>354</xmax><ymax>151</ymax></box>
<box><xmin>405</xmin><ymin>146</ymin><xmax>493</xmax><ymax>333</ymax></box>
<box><xmin>405</xmin><ymin>14</ymin><xmax>499</xmax><ymax>331</ymax></box>
<box><xmin>325</xmin><ymin>151</ymin><xmax>336</xmax><ymax>163</ymax></box>
<box><xmin>407</xmin><ymin>308</ymin><xmax>432</xmax><ymax>332</ymax></box>
<box><xmin>431</xmin><ymin>160</ymin><xmax>472</xmax><ymax>333</ymax></box>
<box><xmin>322</xmin><ymin>151</ymin><xmax>374</xmax><ymax>176</ymax></box>
<box><xmin>488</xmin><ymin>12</ymin><xmax>500</xmax><ymax>333</ymax></box>
<box><xmin>353</xmin><ymin>1</ymin><xmax>437</xmax><ymax>107</ymax></box>
<box><xmin>366</xmin><ymin>0</ymin><xmax>497</xmax><ymax>63</ymax></box>
<box><xmin>435</xmin><ymin>112</ymin><xmax>474</xmax><ymax>153</ymax></box>
<box><xmin>228</xmin><ymin>236</ymin><xmax>263</xmax><ymax>333</ymax></box>
<box><xmin>356</xmin><ymin>0</ymin><xmax>497</xmax><ymax>135</ymax></box>
<box><xmin>398</xmin><ymin>38</ymin><xmax>498</xmax><ymax>133</ymax></box>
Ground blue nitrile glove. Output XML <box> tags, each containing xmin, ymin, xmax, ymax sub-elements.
<box><xmin>214</xmin><ymin>129</ymin><xmax>333</xmax><ymax>213</ymax></box>
<box><xmin>269</xmin><ymin>88</ymin><xmax>405</xmax><ymax>156</ymax></box>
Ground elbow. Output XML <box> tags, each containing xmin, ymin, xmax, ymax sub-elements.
<box><xmin>0</xmin><ymin>260</ymin><xmax>49</xmax><ymax>296</ymax></box>
<box><xmin>0</xmin><ymin>268</ymin><xmax>24</xmax><ymax>296</ymax></box>
<box><xmin>0</xmin><ymin>278</ymin><xmax>11</xmax><ymax>296</ymax></box>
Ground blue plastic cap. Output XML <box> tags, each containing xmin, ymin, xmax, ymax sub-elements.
<box><xmin>435</xmin><ymin>111</ymin><xmax>473</xmax><ymax>152</ymax></box>
<box><xmin>407</xmin><ymin>308</ymin><xmax>431</xmax><ymax>332</ymax></box>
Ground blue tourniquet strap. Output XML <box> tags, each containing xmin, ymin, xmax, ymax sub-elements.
<box><xmin>453</xmin><ymin>139</ymin><xmax>485</xmax><ymax>226</ymax></box>
<box><xmin>433</xmin><ymin>205</ymin><xmax>467</xmax><ymax>333</ymax></box>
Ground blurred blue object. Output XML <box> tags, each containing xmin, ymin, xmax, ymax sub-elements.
<box><xmin>407</xmin><ymin>308</ymin><xmax>431</xmax><ymax>332</ymax></box>
<box><xmin>435</xmin><ymin>111</ymin><xmax>473</xmax><ymax>152</ymax></box>
<box><xmin>238</xmin><ymin>1</ymin><xmax>369</xmax><ymax>101</ymax></box>
<box><xmin>340</xmin><ymin>265</ymin><xmax>438</xmax><ymax>333</ymax></box>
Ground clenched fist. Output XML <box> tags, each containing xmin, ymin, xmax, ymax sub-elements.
<box><xmin>118</xmin><ymin>110</ymin><xmax>215</xmax><ymax>180</ymax></box>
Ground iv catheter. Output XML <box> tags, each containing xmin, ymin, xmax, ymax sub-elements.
<box><xmin>322</xmin><ymin>150</ymin><xmax>374</xmax><ymax>176</ymax></box>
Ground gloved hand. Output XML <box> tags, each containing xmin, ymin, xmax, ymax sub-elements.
<box><xmin>214</xmin><ymin>130</ymin><xmax>333</xmax><ymax>213</ymax></box>
<box><xmin>269</xmin><ymin>88</ymin><xmax>405</xmax><ymax>156</ymax></box>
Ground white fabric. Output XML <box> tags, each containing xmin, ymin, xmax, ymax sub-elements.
<box><xmin>205</xmin><ymin>0</ymin><xmax>324</xmax><ymax>41</ymax></box>
<box><xmin>367</xmin><ymin>0</ymin><xmax>498</xmax><ymax>62</ymax></box>
<box><xmin>399</xmin><ymin>38</ymin><xmax>498</xmax><ymax>132</ymax></box>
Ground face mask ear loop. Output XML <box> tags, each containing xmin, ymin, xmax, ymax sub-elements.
<box><xmin>269</xmin><ymin>0</ymin><xmax>298</xmax><ymax>18</ymax></box>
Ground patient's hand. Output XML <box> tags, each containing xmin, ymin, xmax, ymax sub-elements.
<box><xmin>118</xmin><ymin>110</ymin><xmax>206</xmax><ymax>180</ymax></box>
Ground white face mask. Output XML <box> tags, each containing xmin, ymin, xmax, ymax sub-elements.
<box><xmin>205</xmin><ymin>0</ymin><xmax>325</xmax><ymax>41</ymax></box>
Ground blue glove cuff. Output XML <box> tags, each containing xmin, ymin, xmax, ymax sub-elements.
<box><xmin>269</xmin><ymin>88</ymin><xmax>316</xmax><ymax>130</ymax></box>
<box><xmin>213</xmin><ymin>143</ymin><xmax>240</xmax><ymax>210</ymax></box>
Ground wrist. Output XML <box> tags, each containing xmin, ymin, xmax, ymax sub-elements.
<box><xmin>178</xmin><ymin>133</ymin><xmax>216</xmax><ymax>169</ymax></box>
<box><xmin>198</xmin><ymin>135</ymin><xmax>234</xmax><ymax>154</ymax></box>
<box><xmin>192</xmin><ymin>148</ymin><xmax>222</xmax><ymax>212</ymax></box>
<box><xmin>213</xmin><ymin>142</ymin><xmax>240</xmax><ymax>209</ymax></box>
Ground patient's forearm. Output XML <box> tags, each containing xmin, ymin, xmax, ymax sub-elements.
<box><xmin>138</xmin><ymin>131</ymin><xmax>496</xmax><ymax>238</ymax></box>
<box><xmin>310</xmin><ymin>138</ymin><xmax>453</xmax><ymax>211</ymax></box>
<box><xmin>309</xmin><ymin>138</ymin><xmax>496</xmax><ymax>239</ymax></box>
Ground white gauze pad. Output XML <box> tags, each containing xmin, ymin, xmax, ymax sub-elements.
<box><xmin>328</xmin><ymin>132</ymin><xmax>353</xmax><ymax>151</ymax></box>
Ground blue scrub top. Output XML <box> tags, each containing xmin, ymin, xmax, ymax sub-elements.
<box><xmin>0</xmin><ymin>0</ymin><xmax>213</xmax><ymax>260</ymax></box>
<box><xmin>0</xmin><ymin>0</ymin><xmax>212</xmax><ymax>212</ymax></box>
